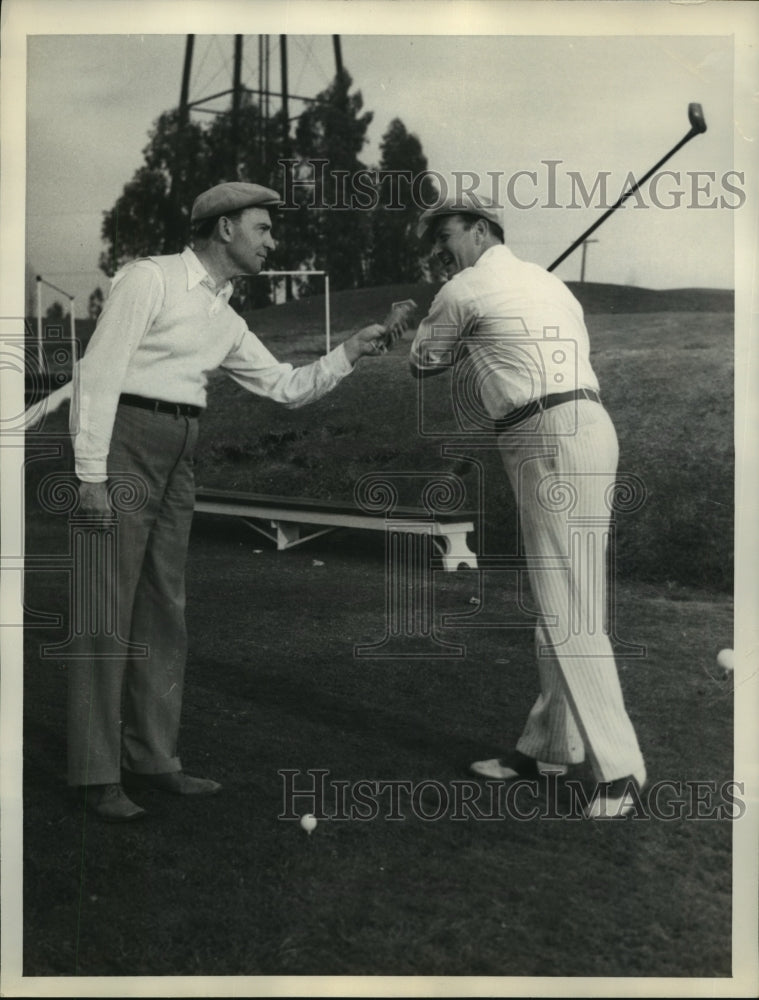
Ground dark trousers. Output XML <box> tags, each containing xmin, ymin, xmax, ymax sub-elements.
<box><xmin>67</xmin><ymin>405</ymin><xmax>199</xmax><ymax>786</ymax></box>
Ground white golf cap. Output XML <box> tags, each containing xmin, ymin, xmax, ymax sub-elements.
<box><xmin>191</xmin><ymin>181</ymin><xmax>282</xmax><ymax>222</ymax></box>
<box><xmin>416</xmin><ymin>193</ymin><xmax>504</xmax><ymax>241</ymax></box>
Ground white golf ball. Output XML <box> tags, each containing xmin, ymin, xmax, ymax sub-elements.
<box><xmin>300</xmin><ymin>813</ymin><xmax>318</xmax><ymax>834</ymax></box>
<box><xmin>716</xmin><ymin>648</ymin><xmax>734</xmax><ymax>672</ymax></box>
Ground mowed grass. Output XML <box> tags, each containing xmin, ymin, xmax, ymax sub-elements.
<box><xmin>20</xmin><ymin>282</ymin><xmax>737</xmax><ymax>981</ymax></box>
<box><xmin>22</xmin><ymin>514</ymin><xmax>734</xmax><ymax>978</ymax></box>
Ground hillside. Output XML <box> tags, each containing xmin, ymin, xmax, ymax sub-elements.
<box><xmin>565</xmin><ymin>282</ymin><xmax>733</xmax><ymax>315</ymax></box>
<box><xmin>239</xmin><ymin>281</ymin><xmax>734</xmax><ymax>344</ymax></box>
<box><xmin>28</xmin><ymin>279</ymin><xmax>734</xmax><ymax>364</ymax></box>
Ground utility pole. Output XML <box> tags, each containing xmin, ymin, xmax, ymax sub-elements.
<box><xmin>580</xmin><ymin>238</ymin><xmax>598</xmax><ymax>283</ymax></box>
<box><xmin>333</xmin><ymin>35</ymin><xmax>343</xmax><ymax>78</ymax></box>
<box><xmin>280</xmin><ymin>35</ymin><xmax>290</xmax><ymax>147</ymax></box>
<box><xmin>167</xmin><ymin>34</ymin><xmax>197</xmax><ymax>250</ymax></box>
<box><xmin>179</xmin><ymin>35</ymin><xmax>194</xmax><ymax>127</ymax></box>
<box><xmin>279</xmin><ymin>35</ymin><xmax>293</xmax><ymax>301</ymax></box>
<box><xmin>231</xmin><ymin>35</ymin><xmax>243</xmax><ymax>177</ymax></box>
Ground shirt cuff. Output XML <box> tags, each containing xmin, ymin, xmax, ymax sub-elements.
<box><xmin>327</xmin><ymin>342</ymin><xmax>354</xmax><ymax>374</ymax></box>
<box><xmin>75</xmin><ymin>462</ymin><xmax>108</xmax><ymax>483</ymax></box>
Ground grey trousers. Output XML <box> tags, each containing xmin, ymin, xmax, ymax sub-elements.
<box><xmin>67</xmin><ymin>404</ymin><xmax>199</xmax><ymax>786</ymax></box>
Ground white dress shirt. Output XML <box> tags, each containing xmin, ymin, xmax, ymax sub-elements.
<box><xmin>409</xmin><ymin>244</ymin><xmax>599</xmax><ymax>420</ymax></box>
<box><xmin>72</xmin><ymin>247</ymin><xmax>353</xmax><ymax>482</ymax></box>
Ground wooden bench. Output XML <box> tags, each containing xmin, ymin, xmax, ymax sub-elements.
<box><xmin>193</xmin><ymin>487</ymin><xmax>478</xmax><ymax>571</ymax></box>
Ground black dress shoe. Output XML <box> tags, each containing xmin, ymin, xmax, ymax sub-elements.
<box><xmin>469</xmin><ymin>750</ymin><xmax>569</xmax><ymax>781</ymax></box>
<box><xmin>123</xmin><ymin>771</ymin><xmax>222</xmax><ymax>796</ymax></box>
<box><xmin>84</xmin><ymin>783</ymin><xmax>146</xmax><ymax>823</ymax></box>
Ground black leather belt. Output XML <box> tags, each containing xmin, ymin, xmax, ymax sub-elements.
<box><xmin>493</xmin><ymin>388</ymin><xmax>601</xmax><ymax>433</ymax></box>
<box><xmin>119</xmin><ymin>393</ymin><xmax>202</xmax><ymax>419</ymax></box>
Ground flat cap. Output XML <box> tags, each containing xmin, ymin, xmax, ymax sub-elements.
<box><xmin>191</xmin><ymin>181</ymin><xmax>282</xmax><ymax>223</ymax></box>
<box><xmin>416</xmin><ymin>193</ymin><xmax>504</xmax><ymax>241</ymax></box>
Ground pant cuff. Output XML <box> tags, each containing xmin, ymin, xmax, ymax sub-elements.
<box><xmin>121</xmin><ymin>755</ymin><xmax>182</xmax><ymax>776</ymax></box>
<box><xmin>516</xmin><ymin>738</ymin><xmax>584</xmax><ymax>766</ymax></box>
<box><xmin>67</xmin><ymin>772</ymin><xmax>121</xmax><ymax>787</ymax></box>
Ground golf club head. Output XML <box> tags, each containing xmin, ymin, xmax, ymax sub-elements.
<box><xmin>688</xmin><ymin>102</ymin><xmax>707</xmax><ymax>134</ymax></box>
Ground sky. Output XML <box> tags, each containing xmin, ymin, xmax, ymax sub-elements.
<box><xmin>11</xmin><ymin>5</ymin><xmax>753</xmax><ymax>317</ymax></box>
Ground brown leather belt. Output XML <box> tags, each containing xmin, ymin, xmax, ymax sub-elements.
<box><xmin>493</xmin><ymin>388</ymin><xmax>601</xmax><ymax>433</ymax></box>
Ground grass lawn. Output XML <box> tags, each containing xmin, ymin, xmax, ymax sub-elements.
<box><xmin>18</xmin><ymin>282</ymin><xmax>741</xmax><ymax>986</ymax></box>
<box><xmin>22</xmin><ymin>516</ymin><xmax>735</xmax><ymax>979</ymax></box>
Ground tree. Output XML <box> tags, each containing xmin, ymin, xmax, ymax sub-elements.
<box><xmin>292</xmin><ymin>70</ymin><xmax>374</xmax><ymax>293</ymax></box>
<box><xmin>98</xmin><ymin>99</ymin><xmax>286</xmax><ymax>309</ymax></box>
<box><xmin>100</xmin><ymin>110</ymin><xmax>212</xmax><ymax>276</ymax></box>
<box><xmin>44</xmin><ymin>301</ymin><xmax>65</xmax><ymax>323</ymax></box>
<box><xmin>368</xmin><ymin>118</ymin><xmax>438</xmax><ymax>285</ymax></box>
<box><xmin>98</xmin><ymin>74</ymin><xmax>434</xmax><ymax>305</ymax></box>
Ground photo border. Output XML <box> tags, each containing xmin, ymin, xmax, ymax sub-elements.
<box><xmin>2</xmin><ymin>2</ymin><xmax>757</xmax><ymax>997</ymax></box>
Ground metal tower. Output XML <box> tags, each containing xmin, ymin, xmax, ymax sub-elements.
<box><xmin>177</xmin><ymin>34</ymin><xmax>344</xmax><ymax>172</ymax></box>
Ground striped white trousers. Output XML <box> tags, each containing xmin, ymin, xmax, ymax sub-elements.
<box><xmin>497</xmin><ymin>398</ymin><xmax>644</xmax><ymax>782</ymax></box>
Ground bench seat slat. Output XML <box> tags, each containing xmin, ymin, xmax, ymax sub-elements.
<box><xmin>195</xmin><ymin>487</ymin><xmax>475</xmax><ymax>523</ymax></box>
<box><xmin>193</xmin><ymin>488</ymin><xmax>479</xmax><ymax>571</ymax></box>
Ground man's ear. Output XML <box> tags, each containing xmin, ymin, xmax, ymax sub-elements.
<box><xmin>217</xmin><ymin>215</ymin><xmax>234</xmax><ymax>243</ymax></box>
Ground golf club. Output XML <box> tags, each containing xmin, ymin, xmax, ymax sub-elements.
<box><xmin>547</xmin><ymin>102</ymin><xmax>707</xmax><ymax>273</ymax></box>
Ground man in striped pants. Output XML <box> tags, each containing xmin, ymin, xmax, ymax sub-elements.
<box><xmin>409</xmin><ymin>194</ymin><xmax>645</xmax><ymax>819</ymax></box>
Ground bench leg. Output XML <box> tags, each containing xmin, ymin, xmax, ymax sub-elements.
<box><xmin>272</xmin><ymin>520</ymin><xmax>338</xmax><ymax>551</ymax></box>
<box><xmin>435</xmin><ymin>530</ymin><xmax>478</xmax><ymax>571</ymax></box>
<box><xmin>274</xmin><ymin>521</ymin><xmax>301</xmax><ymax>550</ymax></box>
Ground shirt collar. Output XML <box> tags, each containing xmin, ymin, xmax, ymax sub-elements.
<box><xmin>181</xmin><ymin>246</ymin><xmax>234</xmax><ymax>299</ymax></box>
<box><xmin>475</xmin><ymin>243</ymin><xmax>514</xmax><ymax>268</ymax></box>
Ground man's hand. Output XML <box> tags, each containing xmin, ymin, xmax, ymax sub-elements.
<box><xmin>343</xmin><ymin>323</ymin><xmax>394</xmax><ymax>364</ymax></box>
<box><xmin>382</xmin><ymin>299</ymin><xmax>417</xmax><ymax>345</ymax></box>
<box><xmin>77</xmin><ymin>481</ymin><xmax>112</xmax><ymax>518</ymax></box>
<box><xmin>343</xmin><ymin>300</ymin><xmax>418</xmax><ymax>365</ymax></box>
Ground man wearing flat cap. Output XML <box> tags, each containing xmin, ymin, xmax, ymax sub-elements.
<box><xmin>69</xmin><ymin>181</ymin><xmax>394</xmax><ymax>822</ymax></box>
<box><xmin>408</xmin><ymin>193</ymin><xmax>646</xmax><ymax>819</ymax></box>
